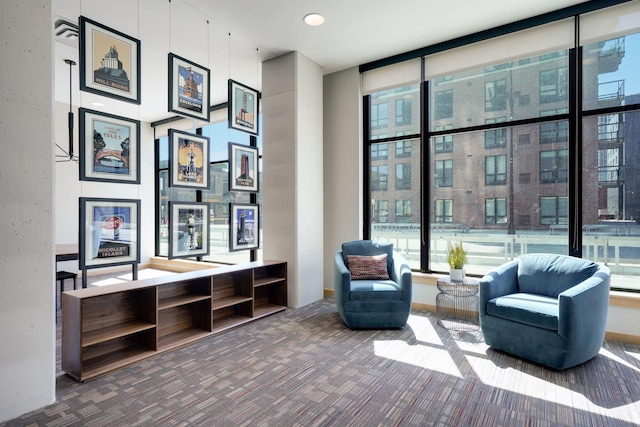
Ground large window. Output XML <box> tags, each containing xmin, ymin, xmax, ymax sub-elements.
<box><xmin>363</xmin><ymin>2</ymin><xmax>640</xmax><ymax>289</ymax></box>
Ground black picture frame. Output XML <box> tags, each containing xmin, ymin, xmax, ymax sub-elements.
<box><xmin>228</xmin><ymin>79</ymin><xmax>259</xmax><ymax>135</ymax></box>
<box><xmin>229</xmin><ymin>203</ymin><xmax>260</xmax><ymax>252</ymax></box>
<box><xmin>168</xmin><ymin>202</ymin><xmax>210</xmax><ymax>259</ymax></box>
<box><xmin>79</xmin><ymin>16</ymin><xmax>141</xmax><ymax>104</ymax></box>
<box><xmin>168</xmin><ymin>53</ymin><xmax>210</xmax><ymax>121</ymax></box>
<box><xmin>79</xmin><ymin>197</ymin><xmax>141</xmax><ymax>269</ymax></box>
<box><xmin>168</xmin><ymin>129</ymin><xmax>210</xmax><ymax>189</ymax></box>
<box><xmin>79</xmin><ymin>108</ymin><xmax>141</xmax><ymax>184</ymax></box>
<box><xmin>228</xmin><ymin>142</ymin><xmax>259</xmax><ymax>193</ymax></box>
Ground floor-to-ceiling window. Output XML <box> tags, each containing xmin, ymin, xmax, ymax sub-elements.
<box><xmin>364</xmin><ymin>2</ymin><xmax>640</xmax><ymax>291</ymax></box>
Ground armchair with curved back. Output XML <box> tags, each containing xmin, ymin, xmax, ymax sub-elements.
<box><xmin>479</xmin><ymin>253</ymin><xmax>610</xmax><ymax>370</ymax></box>
<box><xmin>334</xmin><ymin>240</ymin><xmax>412</xmax><ymax>329</ymax></box>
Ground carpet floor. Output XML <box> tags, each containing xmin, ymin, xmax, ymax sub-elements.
<box><xmin>4</xmin><ymin>298</ymin><xmax>640</xmax><ymax>427</ymax></box>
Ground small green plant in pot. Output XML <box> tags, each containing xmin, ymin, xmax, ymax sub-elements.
<box><xmin>447</xmin><ymin>241</ymin><xmax>467</xmax><ymax>281</ymax></box>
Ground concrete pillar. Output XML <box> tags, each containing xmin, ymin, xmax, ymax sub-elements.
<box><xmin>262</xmin><ymin>52</ymin><xmax>324</xmax><ymax>308</ymax></box>
<box><xmin>0</xmin><ymin>0</ymin><xmax>56</xmax><ymax>421</ymax></box>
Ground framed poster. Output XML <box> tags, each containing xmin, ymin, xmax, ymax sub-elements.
<box><xmin>79</xmin><ymin>108</ymin><xmax>140</xmax><ymax>184</ymax></box>
<box><xmin>79</xmin><ymin>16</ymin><xmax>141</xmax><ymax>104</ymax></box>
<box><xmin>168</xmin><ymin>129</ymin><xmax>210</xmax><ymax>189</ymax></box>
<box><xmin>168</xmin><ymin>202</ymin><xmax>209</xmax><ymax>259</ymax></box>
<box><xmin>229</xmin><ymin>203</ymin><xmax>260</xmax><ymax>252</ymax></box>
<box><xmin>228</xmin><ymin>79</ymin><xmax>259</xmax><ymax>135</ymax></box>
<box><xmin>168</xmin><ymin>53</ymin><xmax>210</xmax><ymax>121</ymax></box>
<box><xmin>228</xmin><ymin>142</ymin><xmax>259</xmax><ymax>193</ymax></box>
<box><xmin>79</xmin><ymin>197</ymin><xmax>140</xmax><ymax>269</ymax></box>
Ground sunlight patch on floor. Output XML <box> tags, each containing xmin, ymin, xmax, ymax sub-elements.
<box><xmin>406</xmin><ymin>314</ymin><xmax>443</xmax><ymax>346</ymax></box>
<box><xmin>600</xmin><ymin>347</ymin><xmax>640</xmax><ymax>373</ymax></box>
<box><xmin>625</xmin><ymin>350</ymin><xmax>640</xmax><ymax>364</ymax></box>
<box><xmin>466</xmin><ymin>353</ymin><xmax>640</xmax><ymax>423</ymax></box>
<box><xmin>374</xmin><ymin>340</ymin><xmax>463</xmax><ymax>377</ymax></box>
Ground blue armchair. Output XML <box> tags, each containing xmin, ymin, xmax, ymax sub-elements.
<box><xmin>479</xmin><ymin>253</ymin><xmax>610</xmax><ymax>370</ymax></box>
<box><xmin>334</xmin><ymin>240</ymin><xmax>412</xmax><ymax>329</ymax></box>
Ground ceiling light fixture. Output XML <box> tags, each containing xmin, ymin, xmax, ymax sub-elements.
<box><xmin>303</xmin><ymin>13</ymin><xmax>325</xmax><ymax>26</ymax></box>
<box><xmin>91</xmin><ymin>102</ymin><xmax>105</xmax><ymax>107</ymax></box>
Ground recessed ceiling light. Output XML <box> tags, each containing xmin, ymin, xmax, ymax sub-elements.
<box><xmin>303</xmin><ymin>13</ymin><xmax>325</xmax><ymax>26</ymax></box>
<box><xmin>91</xmin><ymin>102</ymin><xmax>105</xmax><ymax>107</ymax></box>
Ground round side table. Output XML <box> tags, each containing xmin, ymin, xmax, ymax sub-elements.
<box><xmin>436</xmin><ymin>276</ymin><xmax>480</xmax><ymax>331</ymax></box>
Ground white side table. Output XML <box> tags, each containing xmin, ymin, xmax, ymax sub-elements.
<box><xmin>436</xmin><ymin>276</ymin><xmax>480</xmax><ymax>331</ymax></box>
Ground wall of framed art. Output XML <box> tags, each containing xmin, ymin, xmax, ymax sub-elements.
<box><xmin>53</xmin><ymin>0</ymin><xmax>266</xmax><ymax>272</ymax></box>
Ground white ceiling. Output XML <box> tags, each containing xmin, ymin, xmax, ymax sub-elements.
<box><xmin>188</xmin><ymin>0</ymin><xmax>588</xmax><ymax>75</ymax></box>
<box><xmin>54</xmin><ymin>0</ymin><xmax>589</xmax><ymax>123</ymax></box>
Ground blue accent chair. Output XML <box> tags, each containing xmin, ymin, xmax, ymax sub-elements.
<box><xmin>479</xmin><ymin>253</ymin><xmax>610</xmax><ymax>370</ymax></box>
<box><xmin>334</xmin><ymin>240</ymin><xmax>412</xmax><ymax>329</ymax></box>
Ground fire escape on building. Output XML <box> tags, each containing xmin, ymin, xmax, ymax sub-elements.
<box><xmin>595</xmin><ymin>37</ymin><xmax>626</xmax><ymax>219</ymax></box>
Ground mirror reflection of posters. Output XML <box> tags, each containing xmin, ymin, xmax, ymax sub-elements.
<box><xmin>79</xmin><ymin>108</ymin><xmax>140</xmax><ymax>184</ymax></box>
<box><xmin>168</xmin><ymin>202</ymin><xmax>209</xmax><ymax>259</ymax></box>
<box><xmin>168</xmin><ymin>129</ymin><xmax>210</xmax><ymax>189</ymax></box>
<box><xmin>80</xmin><ymin>198</ymin><xmax>140</xmax><ymax>269</ymax></box>
<box><xmin>228</xmin><ymin>143</ymin><xmax>259</xmax><ymax>192</ymax></box>
<box><xmin>230</xmin><ymin>203</ymin><xmax>260</xmax><ymax>252</ymax></box>
<box><xmin>228</xmin><ymin>79</ymin><xmax>259</xmax><ymax>135</ymax></box>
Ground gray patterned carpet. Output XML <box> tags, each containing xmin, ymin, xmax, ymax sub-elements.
<box><xmin>4</xmin><ymin>298</ymin><xmax>640</xmax><ymax>426</ymax></box>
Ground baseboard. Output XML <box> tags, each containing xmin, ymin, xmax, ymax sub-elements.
<box><xmin>605</xmin><ymin>331</ymin><xmax>640</xmax><ymax>345</ymax></box>
<box><xmin>323</xmin><ymin>288</ymin><xmax>640</xmax><ymax>344</ymax></box>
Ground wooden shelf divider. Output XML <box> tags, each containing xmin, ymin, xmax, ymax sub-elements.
<box><xmin>62</xmin><ymin>260</ymin><xmax>287</xmax><ymax>382</ymax></box>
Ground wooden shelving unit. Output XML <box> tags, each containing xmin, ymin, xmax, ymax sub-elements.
<box><xmin>62</xmin><ymin>260</ymin><xmax>287</xmax><ymax>382</ymax></box>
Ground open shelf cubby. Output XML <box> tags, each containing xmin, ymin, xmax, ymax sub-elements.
<box><xmin>62</xmin><ymin>260</ymin><xmax>287</xmax><ymax>381</ymax></box>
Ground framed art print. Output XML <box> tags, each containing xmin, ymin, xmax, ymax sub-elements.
<box><xmin>168</xmin><ymin>53</ymin><xmax>210</xmax><ymax>121</ymax></box>
<box><xmin>168</xmin><ymin>129</ymin><xmax>210</xmax><ymax>189</ymax></box>
<box><xmin>168</xmin><ymin>202</ymin><xmax>209</xmax><ymax>259</ymax></box>
<box><xmin>79</xmin><ymin>16</ymin><xmax>141</xmax><ymax>104</ymax></box>
<box><xmin>228</xmin><ymin>142</ymin><xmax>259</xmax><ymax>193</ymax></box>
<box><xmin>79</xmin><ymin>108</ymin><xmax>140</xmax><ymax>184</ymax></box>
<box><xmin>228</xmin><ymin>79</ymin><xmax>259</xmax><ymax>135</ymax></box>
<box><xmin>79</xmin><ymin>197</ymin><xmax>140</xmax><ymax>269</ymax></box>
<box><xmin>229</xmin><ymin>203</ymin><xmax>260</xmax><ymax>252</ymax></box>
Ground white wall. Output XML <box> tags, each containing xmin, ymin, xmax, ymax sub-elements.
<box><xmin>0</xmin><ymin>0</ymin><xmax>56</xmax><ymax>421</ymax></box>
<box><xmin>263</xmin><ymin>52</ymin><xmax>324</xmax><ymax>308</ymax></box>
<box><xmin>323</xmin><ymin>68</ymin><xmax>363</xmax><ymax>285</ymax></box>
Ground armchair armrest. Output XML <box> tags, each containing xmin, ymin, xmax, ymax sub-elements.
<box><xmin>558</xmin><ymin>265</ymin><xmax>610</xmax><ymax>341</ymax></box>
<box><xmin>392</xmin><ymin>251</ymin><xmax>412</xmax><ymax>303</ymax></box>
<box><xmin>479</xmin><ymin>259</ymin><xmax>519</xmax><ymax>316</ymax></box>
<box><xmin>334</xmin><ymin>250</ymin><xmax>352</xmax><ymax>307</ymax></box>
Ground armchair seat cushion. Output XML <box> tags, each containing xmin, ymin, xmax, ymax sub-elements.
<box><xmin>487</xmin><ymin>293</ymin><xmax>558</xmax><ymax>331</ymax></box>
<box><xmin>349</xmin><ymin>279</ymin><xmax>402</xmax><ymax>300</ymax></box>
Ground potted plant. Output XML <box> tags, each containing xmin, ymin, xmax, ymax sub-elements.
<box><xmin>447</xmin><ymin>241</ymin><xmax>467</xmax><ymax>281</ymax></box>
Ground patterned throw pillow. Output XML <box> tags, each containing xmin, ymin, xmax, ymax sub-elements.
<box><xmin>347</xmin><ymin>254</ymin><xmax>390</xmax><ymax>280</ymax></box>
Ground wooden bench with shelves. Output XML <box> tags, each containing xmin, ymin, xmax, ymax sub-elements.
<box><xmin>62</xmin><ymin>260</ymin><xmax>287</xmax><ymax>382</ymax></box>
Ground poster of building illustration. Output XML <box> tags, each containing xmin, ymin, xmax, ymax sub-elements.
<box><xmin>178</xmin><ymin>65</ymin><xmax>203</xmax><ymax>114</ymax></box>
<box><xmin>177</xmin><ymin>138</ymin><xmax>205</xmax><ymax>184</ymax></box>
